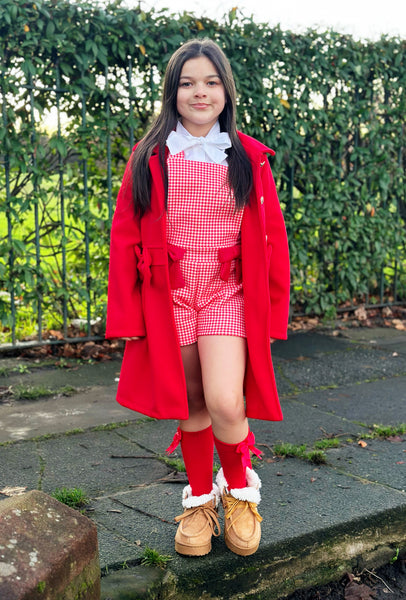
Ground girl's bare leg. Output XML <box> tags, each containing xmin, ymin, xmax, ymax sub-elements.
<box><xmin>197</xmin><ymin>335</ymin><xmax>248</xmax><ymax>443</ymax></box>
<box><xmin>179</xmin><ymin>343</ymin><xmax>211</xmax><ymax>431</ymax></box>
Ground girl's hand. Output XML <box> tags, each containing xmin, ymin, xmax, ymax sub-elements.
<box><xmin>270</xmin><ymin>338</ymin><xmax>276</xmax><ymax>344</ymax></box>
<box><xmin>122</xmin><ymin>336</ymin><xmax>144</xmax><ymax>341</ymax></box>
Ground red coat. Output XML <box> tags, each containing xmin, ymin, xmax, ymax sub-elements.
<box><xmin>106</xmin><ymin>132</ymin><xmax>290</xmax><ymax>421</ymax></box>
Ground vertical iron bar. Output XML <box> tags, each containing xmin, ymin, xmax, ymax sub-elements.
<box><xmin>56</xmin><ymin>62</ymin><xmax>68</xmax><ymax>338</ymax></box>
<box><xmin>1</xmin><ymin>70</ymin><xmax>16</xmax><ymax>345</ymax></box>
<box><xmin>379</xmin><ymin>268</ymin><xmax>385</xmax><ymax>304</ymax></box>
<box><xmin>393</xmin><ymin>260</ymin><xmax>398</xmax><ymax>303</ymax></box>
<box><xmin>393</xmin><ymin>143</ymin><xmax>403</xmax><ymax>304</ymax></box>
<box><xmin>81</xmin><ymin>74</ymin><xmax>91</xmax><ymax>337</ymax></box>
<box><xmin>81</xmin><ymin>78</ymin><xmax>91</xmax><ymax>336</ymax></box>
<box><xmin>105</xmin><ymin>63</ymin><xmax>112</xmax><ymax>220</ymax></box>
<box><xmin>334</xmin><ymin>248</ymin><xmax>339</xmax><ymax>309</ymax></box>
<box><xmin>29</xmin><ymin>71</ymin><xmax>43</xmax><ymax>341</ymax></box>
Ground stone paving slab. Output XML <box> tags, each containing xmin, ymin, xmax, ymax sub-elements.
<box><xmin>0</xmin><ymin>441</ymin><xmax>40</xmax><ymax>493</ymax></box>
<box><xmin>339</xmin><ymin>328</ymin><xmax>406</xmax><ymax>354</ymax></box>
<box><xmin>96</xmin><ymin>519</ymin><xmax>144</xmax><ymax>568</ymax></box>
<box><xmin>295</xmin><ymin>376</ymin><xmax>406</xmax><ymax>425</ymax></box>
<box><xmin>37</xmin><ymin>429</ymin><xmax>171</xmax><ymax>498</ymax></box>
<box><xmin>272</xmin><ymin>332</ymin><xmax>355</xmax><ymax>359</ymax></box>
<box><xmin>281</xmin><ymin>346</ymin><xmax>406</xmax><ymax>391</ymax></box>
<box><xmin>255</xmin><ymin>399</ymin><xmax>365</xmax><ymax>447</ymax></box>
<box><xmin>0</xmin><ymin>359</ymin><xmax>121</xmax><ymax>390</ymax></box>
<box><xmin>326</xmin><ymin>439</ymin><xmax>406</xmax><ymax>492</ymax></box>
<box><xmin>0</xmin><ymin>385</ymin><xmax>145</xmax><ymax>444</ymax></box>
<box><xmin>116</xmin><ymin>419</ymin><xmax>182</xmax><ymax>456</ymax></box>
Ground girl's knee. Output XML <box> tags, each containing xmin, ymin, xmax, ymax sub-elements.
<box><xmin>208</xmin><ymin>392</ymin><xmax>245</xmax><ymax>426</ymax></box>
<box><xmin>187</xmin><ymin>389</ymin><xmax>207</xmax><ymax>416</ymax></box>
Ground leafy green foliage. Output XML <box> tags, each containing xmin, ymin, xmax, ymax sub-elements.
<box><xmin>0</xmin><ymin>0</ymin><xmax>405</xmax><ymax>342</ymax></box>
<box><xmin>140</xmin><ymin>546</ymin><xmax>173</xmax><ymax>568</ymax></box>
<box><xmin>51</xmin><ymin>486</ymin><xmax>90</xmax><ymax>510</ymax></box>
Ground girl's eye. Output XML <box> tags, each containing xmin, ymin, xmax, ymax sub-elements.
<box><xmin>179</xmin><ymin>81</ymin><xmax>192</xmax><ymax>87</ymax></box>
<box><xmin>208</xmin><ymin>80</ymin><xmax>219</xmax><ymax>86</ymax></box>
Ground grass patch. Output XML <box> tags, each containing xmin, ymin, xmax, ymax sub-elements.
<box><xmin>12</xmin><ymin>384</ymin><xmax>55</xmax><ymax>400</ymax></box>
<box><xmin>140</xmin><ymin>547</ymin><xmax>173</xmax><ymax>569</ymax></box>
<box><xmin>306</xmin><ymin>450</ymin><xmax>329</xmax><ymax>465</ymax></box>
<box><xmin>91</xmin><ymin>421</ymin><xmax>131</xmax><ymax>432</ymax></box>
<box><xmin>366</xmin><ymin>424</ymin><xmax>406</xmax><ymax>439</ymax></box>
<box><xmin>273</xmin><ymin>442</ymin><xmax>327</xmax><ymax>465</ymax></box>
<box><xmin>11</xmin><ymin>384</ymin><xmax>77</xmax><ymax>400</ymax></box>
<box><xmin>314</xmin><ymin>438</ymin><xmax>341</xmax><ymax>450</ymax></box>
<box><xmin>273</xmin><ymin>443</ymin><xmax>307</xmax><ymax>459</ymax></box>
<box><xmin>51</xmin><ymin>487</ymin><xmax>90</xmax><ymax>511</ymax></box>
<box><xmin>0</xmin><ymin>365</ymin><xmax>31</xmax><ymax>378</ymax></box>
<box><xmin>161</xmin><ymin>456</ymin><xmax>186</xmax><ymax>472</ymax></box>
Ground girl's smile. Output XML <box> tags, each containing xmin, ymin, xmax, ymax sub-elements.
<box><xmin>177</xmin><ymin>55</ymin><xmax>226</xmax><ymax>137</ymax></box>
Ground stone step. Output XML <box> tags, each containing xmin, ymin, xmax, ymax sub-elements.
<box><xmin>0</xmin><ymin>490</ymin><xmax>100</xmax><ymax>600</ymax></box>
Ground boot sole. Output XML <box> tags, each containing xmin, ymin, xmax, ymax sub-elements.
<box><xmin>225</xmin><ymin>537</ymin><xmax>259</xmax><ymax>556</ymax></box>
<box><xmin>175</xmin><ymin>541</ymin><xmax>212</xmax><ymax>556</ymax></box>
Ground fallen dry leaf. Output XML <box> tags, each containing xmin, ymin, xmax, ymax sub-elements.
<box><xmin>49</xmin><ymin>329</ymin><xmax>64</xmax><ymax>340</ymax></box>
<box><xmin>345</xmin><ymin>573</ymin><xmax>376</xmax><ymax>600</ymax></box>
<box><xmin>354</xmin><ymin>305</ymin><xmax>368</xmax><ymax>321</ymax></box>
<box><xmin>392</xmin><ymin>319</ymin><xmax>406</xmax><ymax>331</ymax></box>
<box><xmin>387</xmin><ymin>436</ymin><xmax>404</xmax><ymax>443</ymax></box>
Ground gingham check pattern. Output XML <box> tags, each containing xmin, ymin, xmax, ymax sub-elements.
<box><xmin>166</xmin><ymin>153</ymin><xmax>246</xmax><ymax>346</ymax></box>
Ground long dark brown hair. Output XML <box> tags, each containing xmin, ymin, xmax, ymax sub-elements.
<box><xmin>131</xmin><ymin>38</ymin><xmax>253</xmax><ymax>216</ymax></box>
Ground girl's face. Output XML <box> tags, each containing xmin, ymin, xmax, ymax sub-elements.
<box><xmin>176</xmin><ymin>56</ymin><xmax>226</xmax><ymax>137</ymax></box>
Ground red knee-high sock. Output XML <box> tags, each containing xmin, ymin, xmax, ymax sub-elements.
<box><xmin>214</xmin><ymin>430</ymin><xmax>261</xmax><ymax>490</ymax></box>
<box><xmin>214</xmin><ymin>436</ymin><xmax>248</xmax><ymax>490</ymax></box>
<box><xmin>180</xmin><ymin>426</ymin><xmax>214</xmax><ymax>497</ymax></box>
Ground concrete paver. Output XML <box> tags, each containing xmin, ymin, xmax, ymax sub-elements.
<box><xmin>0</xmin><ymin>327</ymin><xmax>405</xmax><ymax>599</ymax></box>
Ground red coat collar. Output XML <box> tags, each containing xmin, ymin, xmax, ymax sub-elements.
<box><xmin>237</xmin><ymin>131</ymin><xmax>275</xmax><ymax>158</ymax></box>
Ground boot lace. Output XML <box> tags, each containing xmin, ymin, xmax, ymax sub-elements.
<box><xmin>223</xmin><ymin>495</ymin><xmax>263</xmax><ymax>532</ymax></box>
<box><xmin>174</xmin><ymin>504</ymin><xmax>221</xmax><ymax>537</ymax></box>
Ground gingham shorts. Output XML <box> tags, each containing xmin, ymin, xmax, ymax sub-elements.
<box><xmin>166</xmin><ymin>153</ymin><xmax>246</xmax><ymax>346</ymax></box>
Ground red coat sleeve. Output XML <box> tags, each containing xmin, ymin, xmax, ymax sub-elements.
<box><xmin>262</xmin><ymin>159</ymin><xmax>290</xmax><ymax>340</ymax></box>
<box><xmin>105</xmin><ymin>157</ymin><xmax>146</xmax><ymax>339</ymax></box>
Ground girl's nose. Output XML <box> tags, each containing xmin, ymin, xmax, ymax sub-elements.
<box><xmin>194</xmin><ymin>83</ymin><xmax>207</xmax><ymax>97</ymax></box>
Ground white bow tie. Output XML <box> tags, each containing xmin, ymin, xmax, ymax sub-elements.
<box><xmin>166</xmin><ymin>129</ymin><xmax>232</xmax><ymax>164</ymax></box>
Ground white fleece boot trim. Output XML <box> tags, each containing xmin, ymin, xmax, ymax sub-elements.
<box><xmin>181</xmin><ymin>483</ymin><xmax>220</xmax><ymax>509</ymax></box>
<box><xmin>216</xmin><ymin>467</ymin><xmax>261</xmax><ymax>504</ymax></box>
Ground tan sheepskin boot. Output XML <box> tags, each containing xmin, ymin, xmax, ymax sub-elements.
<box><xmin>216</xmin><ymin>467</ymin><xmax>262</xmax><ymax>556</ymax></box>
<box><xmin>174</xmin><ymin>485</ymin><xmax>221</xmax><ymax>556</ymax></box>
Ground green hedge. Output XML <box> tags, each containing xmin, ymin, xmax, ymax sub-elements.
<box><xmin>0</xmin><ymin>0</ymin><xmax>405</xmax><ymax>342</ymax></box>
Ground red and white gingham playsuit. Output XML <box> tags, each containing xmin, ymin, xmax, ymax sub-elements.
<box><xmin>166</xmin><ymin>152</ymin><xmax>246</xmax><ymax>346</ymax></box>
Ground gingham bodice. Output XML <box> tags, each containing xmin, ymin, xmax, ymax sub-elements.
<box><xmin>166</xmin><ymin>153</ymin><xmax>243</xmax><ymax>250</ymax></box>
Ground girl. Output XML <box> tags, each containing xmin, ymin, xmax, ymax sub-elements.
<box><xmin>106</xmin><ymin>38</ymin><xmax>290</xmax><ymax>557</ymax></box>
